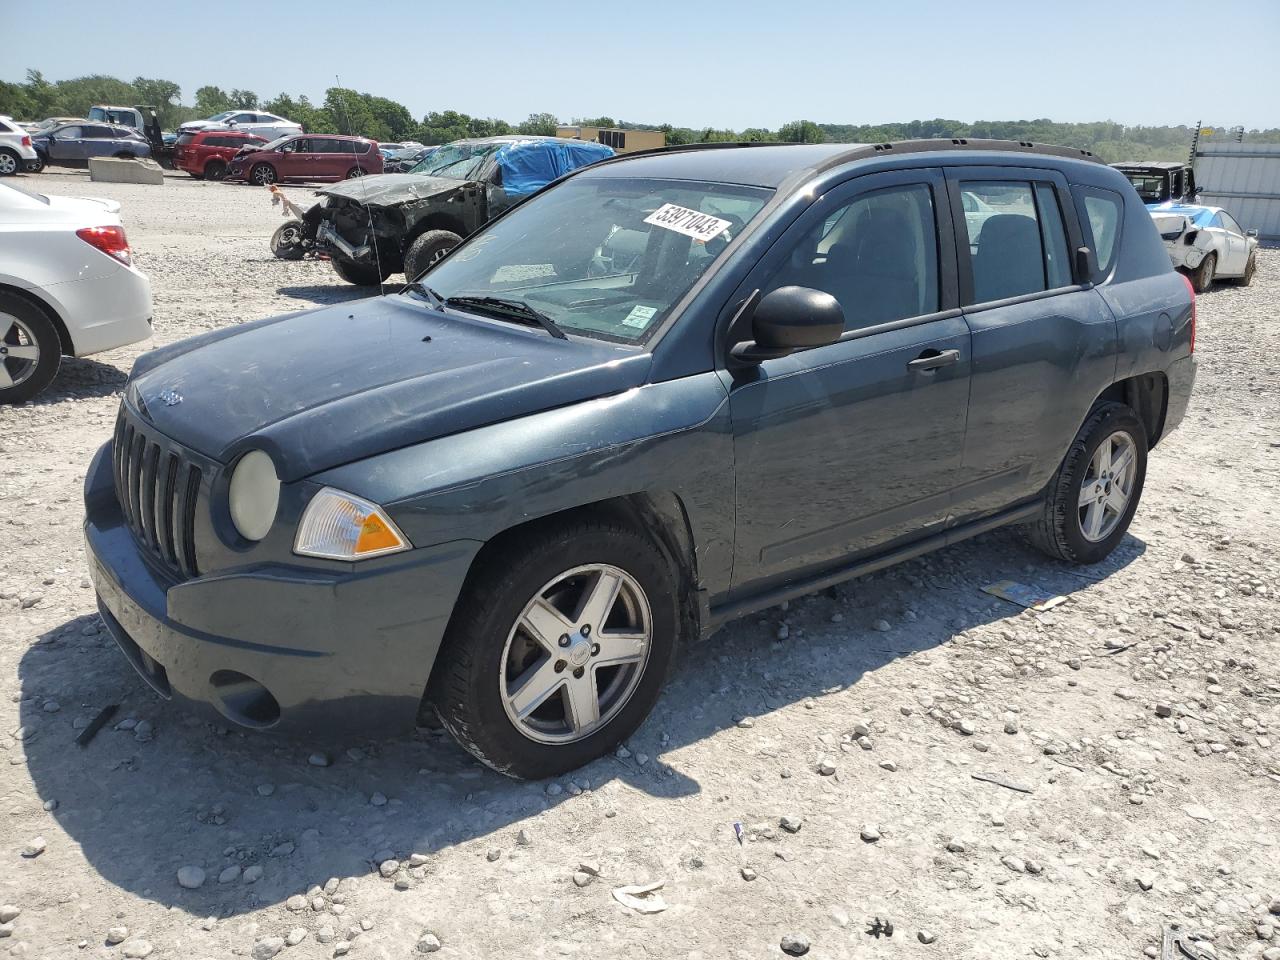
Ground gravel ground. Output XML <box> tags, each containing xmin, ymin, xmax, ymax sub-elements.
<box><xmin>1</xmin><ymin>169</ymin><xmax>1278</xmax><ymax>960</ymax></box>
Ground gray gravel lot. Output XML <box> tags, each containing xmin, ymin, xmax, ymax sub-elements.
<box><xmin>1</xmin><ymin>169</ymin><xmax>1278</xmax><ymax>959</ymax></box>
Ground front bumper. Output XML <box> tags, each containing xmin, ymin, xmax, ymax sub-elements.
<box><xmin>83</xmin><ymin>441</ymin><xmax>482</xmax><ymax>735</ymax></box>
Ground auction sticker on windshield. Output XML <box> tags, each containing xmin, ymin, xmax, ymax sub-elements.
<box><xmin>644</xmin><ymin>203</ymin><xmax>732</xmax><ymax>243</ymax></box>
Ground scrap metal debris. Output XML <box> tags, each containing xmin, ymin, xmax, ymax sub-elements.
<box><xmin>611</xmin><ymin>880</ymin><xmax>668</xmax><ymax>914</ymax></box>
<box><xmin>75</xmin><ymin>704</ymin><xmax>118</xmax><ymax>747</ymax></box>
<box><xmin>1162</xmin><ymin>924</ymin><xmax>1215</xmax><ymax>960</ymax></box>
<box><xmin>982</xmin><ymin>580</ymin><xmax>1068</xmax><ymax>612</ymax></box>
<box><xmin>971</xmin><ymin>771</ymin><xmax>1035</xmax><ymax>794</ymax></box>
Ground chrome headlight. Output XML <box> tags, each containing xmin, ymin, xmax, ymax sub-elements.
<box><xmin>294</xmin><ymin>488</ymin><xmax>410</xmax><ymax>561</ymax></box>
<box><xmin>228</xmin><ymin>450</ymin><xmax>280</xmax><ymax>542</ymax></box>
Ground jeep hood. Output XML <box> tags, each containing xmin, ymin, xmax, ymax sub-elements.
<box><xmin>127</xmin><ymin>296</ymin><xmax>648</xmax><ymax>482</ymax></box>
<box><xmin>318</xmin><ymin>173</ymin><xmax>473</xmax><ymax>207</ymax></box>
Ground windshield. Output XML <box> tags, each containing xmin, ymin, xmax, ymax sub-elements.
<box><xmin>206</xmin><ymin>111</ymin><xmax>236</xmax><ymax>123</ymax></box>
<box><xmin>0</xmin><ymin>182</ymin><xmax>49</xmax><ymax>205</ymax></box>
<box><xmin>409</xmin><ymin>142</ymin><xmax>503</xmax><ymax>180</ymax></box>
<box><xmin>411</xmin><ymin>177</ymin><xmax>772</xmax><ymax>344</ymax></box>
<box><xmin>1124</xmin><ymin>173</ymin><xmax>1169</xmax><ymax>202</ymax></box>
<box><xmin>254</xmin><ymin>135</ymin><xmax>293</xmax><ymax>152</ymax></box>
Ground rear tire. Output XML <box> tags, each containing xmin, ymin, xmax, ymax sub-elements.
<box><xmin>25</xmin><ymin>153</ymin><xmax>46</xmax><ymax>174</ymax></box>
<box><xmin>271</xmin><ymin>220</ymin><xmax>307</xmax><ymax>260</ymax></box>
<box><xmin>1192</xmin><ymin>251</ymin><xmax>1216</xmax><ymax>292</ymax></box>
<box><xmin>250</xmin><ymin>163</ymin><xmax>277</xmax><ymax>186</ymax></box>
<box><xmin>204</xmin><ymin>159</ymin><xmax>227</xmax><ymax>181</ymax></box>
<box><xmin>1028</xmin><ymin>402</ymin><xmax>1148</xmax><ymax>565</ymax></box>
<box><xmin>403</xmin><ymin>230</ymin><xmax>462</xmax><ymax>281</ymax></box>
<box><xmin>0</xmin><ymin>149</ymin><xmax>20</xmax><ymax>176</ymax></box>
<box><xmin>429</xmin><ymin>520</ymin><xmax>681</xmax><ymax>780</ymax></box>
<box><xmin>345</xmin><ymin>166</ymin><xmax>366</xmax><ymax>179</ymax></box>
<box><xmin>330</xmin><ymin>257</ymin><xmax>388</xmax><ymax>286</ymax></box>
<box><xmin>0</xmin><ymin>293</ymin><xmax>62</xmax><ymax>404</ymax></box>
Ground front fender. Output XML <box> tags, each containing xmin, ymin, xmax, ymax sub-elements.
<box><xmin>309</xmin><ymin>373</ymin><xmax>737</xmax><ymax>596</ymax></box>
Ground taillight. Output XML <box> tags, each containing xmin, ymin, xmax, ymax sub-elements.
<box><xmin>76</xmin><ymin>225</ymin><xmax>132</xmax><ymax>266</ymax></box>
<box><xmin>1181</xmin><ymin>272</ymin><xmax>1196</xmax><ymax>354</ymax></box>
<box><xmin>21</xmin><ymin>135</ymin><xmax>31</xmax><ymax>148</ymax></box>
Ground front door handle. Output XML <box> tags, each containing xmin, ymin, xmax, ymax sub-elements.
<box><xmin>907</xmin><ymin>348</ymin><xmax>960</xmax><ymax>372</ymax></box>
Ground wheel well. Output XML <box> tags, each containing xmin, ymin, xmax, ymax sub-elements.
<box><xmin>0</xmin><ymin>284</ymin><xmax>73</xmax><ymax>355</ymax></box>
<box><xmin>1095</xmin><ymin>372</ymin><xmax>1169</xmax><ymax>448</ymax></box>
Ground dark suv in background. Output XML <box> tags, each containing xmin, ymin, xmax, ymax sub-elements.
<box><xmin>29</xmin><ymin>122</ymin><xmax>152</xmax><ymax>171</ymax></box>
<box><xmin>85</xmin><ymin>139</ymin><xmax>1194</xmax><ymax>779</ymax></box>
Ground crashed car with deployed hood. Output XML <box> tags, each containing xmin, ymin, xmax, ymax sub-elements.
<box><xmin>1150</xmin><ymin>203</ymin><xmax>1259</xmax><ymax>290</ymax></box>
<box><xmin>303</xmin><ymin>136</ymin><xmax>613</xmax><ymax>285</ymax></box>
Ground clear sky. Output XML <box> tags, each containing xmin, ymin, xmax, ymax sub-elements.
<box><xmin>4</xmin><ymin>0</ymin><xmax>1279</xmax><ymax>129</ymax></box>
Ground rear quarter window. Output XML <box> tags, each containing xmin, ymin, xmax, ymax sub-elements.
<box><xmin>1075</xmin><ymin>186</ymin><xmax>1124</xmax><ymax>279</ymax></box>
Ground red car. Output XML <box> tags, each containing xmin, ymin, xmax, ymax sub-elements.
<box><xmin>173</xmin><ymin>130</ymin><xmax>267</xmax><ymax>181</ymax></box>
<box><xmin>225</xmin><ymin>134</ymin><xmax>383</xmax><ymax>185</ymax></box>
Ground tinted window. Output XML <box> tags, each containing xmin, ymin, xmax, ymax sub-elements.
<box><xmin>961</xmin><ymin>181</ymin><xmax>1047</xmax><ymax>302</ymax></box>
<box><xmin>82</xmin><ymin>125</ymin><xmax>113</xmax><ymax>138</ymax></box>
<box><xmin>1034</xmin><ymin>183</ymin><xmax>1073</xmax><ymax>289</ymax></box>
<box><xmin>766</xmin><ymin>183</ymin><xmax>939</xmax><ymax>330</ymax></box>
<box><xmin>1078</xmin><ymin>188</ymin><xmax>1123</xmax><ymax>277</ymax></box>
<box><xmin>55</xmin><ymin>126</ymin><xmax>81</xmax><ymax>138</ymax></box>
<box><xmin>177</xmin><ymin>133</ymin><xmax>197</xmax><ymax>146</ymax></box>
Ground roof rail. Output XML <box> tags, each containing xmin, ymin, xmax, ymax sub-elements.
<box><xmin>590</xmin><ymin>137</ymin><xmax>1104</xmax><ymax>170</ymax></box>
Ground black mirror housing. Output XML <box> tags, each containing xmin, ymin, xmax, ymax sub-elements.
<box><xmin>1074</xmin><ymin>245</ymin><xmax>1096</xmax><ymax>283</ymax></box>
<box><xmin>731</xmin><ymin>285</ymin><xmax>844</xmax><ymax>364</ymax></box>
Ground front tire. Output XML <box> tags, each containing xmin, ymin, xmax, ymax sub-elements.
<box><xmin>25</xmin><ymin>153</ymin><xmax>46</xmax><ymax>174</ymax></box>
<box><xmin>1192</xmin><ymin>251</ymin><xmax>1216</xmax><ymax>292</ymax></box>
<box><xmin>0</xmin><ymin>293</ymin><xmax>62</xmax><ymax>404</ymax></box>
<box><xmin>1028</xmin><ymin>402</ymin><xmax>1148</xmax><ymax>564</ymax></box>
<box><xmin>430</xmin><ymin>521</ymin><xmax>681</xmax><ymax>779</ymax></box>
<box><xmin>112</xmin><ymin>151</ymin><xmax>136</xmax><ymax>160</ymax></box>
<box><xmin>403</xmin><ymin>229</ymin><xmax>462</xmax><ymax>281</ymax></box>
<box><xmin>250</xmin><ymin>163</ymin><xmax>277</xmax><ymax>186</ymax></box>
<box><xmin>330</xmin><ymin>257</ymin><xmax>388</xmax><ymax>286</ymax></box>
<box><xmin>271</xmin><ymin>220</ymin><xmax>306</xmax><ymax>260</ymax></box>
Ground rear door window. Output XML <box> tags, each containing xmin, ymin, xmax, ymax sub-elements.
<box><xmin>959</xmin><ymin>181</ymin><xmax>1055</xmax><ymax>302</ymax></box>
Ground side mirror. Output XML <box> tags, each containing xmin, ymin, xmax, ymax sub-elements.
<box><xmin>1074</xmin><ymin>245</ymin><xmax>1096</xmax><ymax>283</ymax></box>
<box><xmin>730</xmin><ymin>286</ymin><xmax>844</xmax><ymax>364</ymax></box>
<box><xmin>1246</xmin><ymin>228</ymin><xmax>1259</xmax><ymax>238</ymax></box>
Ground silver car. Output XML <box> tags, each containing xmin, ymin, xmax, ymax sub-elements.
<box><xmin>179</xmin><ymin>111</ymin><xmax>302</xmax><ymax>142</ymax></box>
<box><xmin>1150</xmin><ymin>203</ymin><xmax>1259</xmax><ymax>291</ymax></box>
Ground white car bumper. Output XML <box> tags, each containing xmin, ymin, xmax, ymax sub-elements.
<box><xmin>40</xmin><ymin>262</ymin><xmax>154</xmax><ymax>357</ymax></box>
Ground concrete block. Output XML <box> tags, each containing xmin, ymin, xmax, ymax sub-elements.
<box><xmin>88</xmin><ymin>157</ymin><xmax>165</xmax><ymax>185</ymax></box>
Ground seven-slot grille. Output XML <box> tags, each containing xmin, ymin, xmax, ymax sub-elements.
<box><xmin>112</xmin><ymin>412</ymin><xmax>202</xmax><ymax>579</ymax></box>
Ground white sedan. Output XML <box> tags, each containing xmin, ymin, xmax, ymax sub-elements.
<box><xmin>0</xmin><ymin>182</ymin><xmax>153</xmax><ymax>403</ymax></box>
<box><xmin>179</xmin><ymin>110</ymin><xmax>302</xmax><ymax>142</ymax></box>
<box><xmin>1150</xmin><ymin>203</ymin><xmax>1259</xmax><ymax>291</ymax></box>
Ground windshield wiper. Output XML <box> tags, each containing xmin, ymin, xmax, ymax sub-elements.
<box><xmin>444</xmin><ymin>295</ymin><xmax>568</xmax><ymax>340</ymax></box>
<box><xmin>402</xmin><ymin>281</ymin><xmax>445</xmax><ymax>309</ymax></box>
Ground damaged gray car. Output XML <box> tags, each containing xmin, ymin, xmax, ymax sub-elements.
<box><xmin>298</xmin><ymin>136</ymin><xmax>615</xmax><ymax>285</ymax></box>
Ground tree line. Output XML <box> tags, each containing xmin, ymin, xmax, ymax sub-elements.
<box><xmin>3</xmin><ymin>70</ymin><xmax>1277</xmax><ymax>161</ymax></box>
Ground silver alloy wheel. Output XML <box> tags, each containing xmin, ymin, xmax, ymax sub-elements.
<box><xmin>0</xmin><ymin>153</ymin><xmax>16</xmax><ymax>175</ymax></box>
<box><xmin>0</xmin><ymin>313</ymin><xmax>41</xmax><ymax>390</ymax></box>
<box><xmin>500</xmin><ymin>563</ymin><xmax>652</xmax><ymax>745</ymax></box>
<box><xmin>252</xmin><ymin>165</ymin><xmax>275</xmax><ymax>185</ymax></box>
<box><xmin>1077</xmin><ymin>429</ymin><xmax>1137</xmax><ymax>542</ymax></box>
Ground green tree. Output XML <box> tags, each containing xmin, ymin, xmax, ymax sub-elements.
<box><xmin>0</xmin><ymin>81</ymin><xmax>37</xmax><ymax>120</ymax></box>
<box><xmin>778</xmin><ymin>120</ymin><xmax>823</xmax><ymax>143</ymax></box>
<box><xmin>578</xmin><ymin>115</ymin><xmax>616</xmax><ymax>128</ymax></box>
<box><xmin>738</xmin><ymin>127</ymin><xmax>776</xmax><ymax>142</ymax></box>
<box><xmin>517</xmin><ymin>112</ymin><xmax>559</xmax><ymax>136</ymax></box>
<box><xmin>131</xmin><ymin>77</ymin><xmax>182</xmax><ymax>127</ymax></box>
<box><xmin>229</xmin><ymin>89</ymin><xmax>259</xmax><ymax>109</ymax></box>
<box><xmin>193</xmin><ymin>85</ymin><xmax>233</xmax><ymax>117</ymax></box>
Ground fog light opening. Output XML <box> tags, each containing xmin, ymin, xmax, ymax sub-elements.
<box><xmin>209</xmin><ymin>670</ymin><xmax>281</xmax><ymax>728</ymax></box>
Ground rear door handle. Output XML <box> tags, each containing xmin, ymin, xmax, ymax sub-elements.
<box><xmin>907</xmin><ymin>348</ymin><xmax>960</xmax><ymax>372</ymax></box>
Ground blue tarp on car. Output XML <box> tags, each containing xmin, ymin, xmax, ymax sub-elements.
<box><xmin>496</xmin><ymin>139</ymin><xmax>615</xmax><ymax>196</ymax></box>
